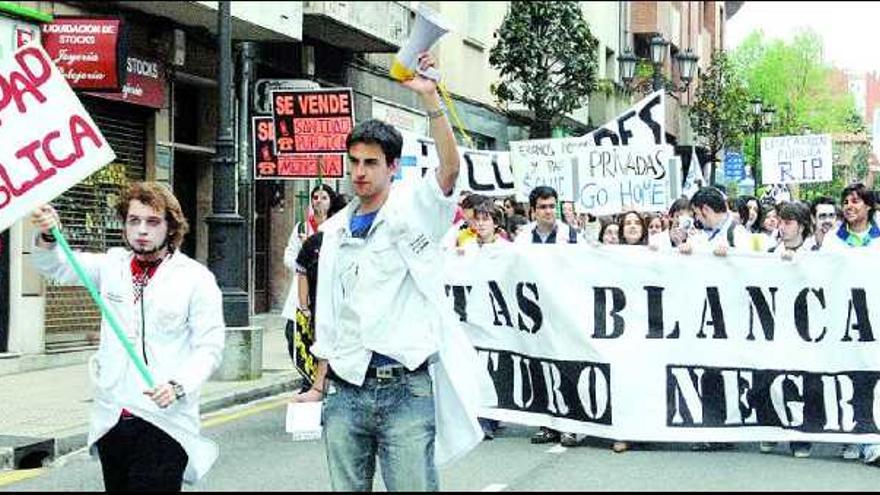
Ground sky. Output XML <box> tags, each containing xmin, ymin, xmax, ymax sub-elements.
<box><xmin>725</xmin><ymin>1</ymin><xmax>880</xmax><ymax>75</ymax></box>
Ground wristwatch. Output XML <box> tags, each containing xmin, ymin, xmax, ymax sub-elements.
<box><xmin>168</xmin><ymin>380</ymin><xmax>186</xmax><ymax>400</ymax></box>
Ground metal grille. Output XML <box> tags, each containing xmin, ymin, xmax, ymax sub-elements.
<box><xmin>44</xmin><ymin>98</ymin><xmax>148</xmax><ymax>351</ymax></box>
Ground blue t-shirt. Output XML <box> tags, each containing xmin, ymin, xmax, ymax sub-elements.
<box><xmin>349</xmin><ymin>209</ymin><xmax>400</xmax><ymax>368</ymax></box>
<box><xmin>350</xmin><ymin>210</ymin><xmax>379</xmax><ymax>239</ymax></box>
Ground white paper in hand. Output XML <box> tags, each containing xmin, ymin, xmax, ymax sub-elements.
<box><xmin>285</xmin><ymin>402</ymin><xmax>322</xmax><ymax>441</ymax></box>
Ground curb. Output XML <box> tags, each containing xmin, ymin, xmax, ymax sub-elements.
<box><xmin>41</xmin><ymin>374</ymin><xmax>302</xmax><ymax>465</ymax></box>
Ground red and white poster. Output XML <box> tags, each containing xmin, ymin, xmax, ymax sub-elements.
<box><xmin>268</xmin><ymin>87</ymin><xmax>354</xmax><ymax>179</ymax></box>
<box><xmin>86</xmin><ymin>55</ymin><xmax>166</xmax><ymax>109</ymax></box>
<box><xmin>0</xmin><ymin>44</ymin><xmax>116</xmax><ymax>232</ymax></box>
<box><xmin>40</xmin><ymin>17</ymin><xmax>126</xmax><ymax>91</ymax></box>
<box><xmin>252</xmin><ymin>116</ymin><xmax>343</xmax><ymax>180</ymax></box>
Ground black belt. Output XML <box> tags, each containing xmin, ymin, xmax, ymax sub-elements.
<box><xmin>364</xmin><ymin>361</ymin><xmax>428</xmax><ymax>380</ymax></box>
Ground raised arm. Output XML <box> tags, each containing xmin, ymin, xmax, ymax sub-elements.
<box><xmin>401</xmin><ymin>52</ymin><xmax>459</xmax><ymax>196</ymax></box>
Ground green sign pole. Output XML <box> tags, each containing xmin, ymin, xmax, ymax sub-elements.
<box><xmin>50</xmin><ymin>226</ymin><xmax>155</xmax><ymax>388</ymax></box>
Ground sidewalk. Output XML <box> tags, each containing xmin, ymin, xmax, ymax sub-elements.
<box><xmin>0</xmin><ymin>313</ymin><xmax>301</xmax><ymax>470</ymax></box>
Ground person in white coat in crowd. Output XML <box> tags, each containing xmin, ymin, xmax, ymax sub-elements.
<box><xmin>312</xmin><ymin>52</ymin><xmax>493</xmax><ymax>492</ymax></box>
<box><xmin>29</xmin><ymin>182</ymin><xmax>225</xmax><ymax>491</ymax></box>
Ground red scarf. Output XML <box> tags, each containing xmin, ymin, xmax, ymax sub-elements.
<box><xmin>130</xmin><ymin>255</ymin><xmax>167</xmax><ymax>303</ymax></box>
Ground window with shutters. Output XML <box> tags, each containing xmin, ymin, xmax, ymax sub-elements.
<box><xmin>44</xmin><ymin>97</ymin><xmax>149</xmax><ymax>351</ymax></box>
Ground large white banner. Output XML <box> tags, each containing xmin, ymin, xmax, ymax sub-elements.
<box><xmin>398</xmin><ymin>128</ymin><xmax>515</xmax><ymax>197</ymax></box>
<box><xmin>761</xmin><ymin>134</ymin><xmax>833</xmax><ymax>184</ymax></box>
<box><xmin>0</xmin><ymin>44</ymin><xmax>116</xmax><ymax>232</ymax></box>
<box><xmin>444</xmin><ymin>245</ymin><xmax>880</xmax><ymax>443</ymax></box>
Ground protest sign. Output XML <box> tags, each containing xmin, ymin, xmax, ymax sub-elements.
<box><xmin>761</xmin><ymin>134</ymin><xmax>832</xmax><ymax>184</ymax></box>
<box><xmin>444</xmin><ymin>245</ymin><xmax>880</xmax><ymax>443</ymax></box>
<box><xmin>269</xmin><ymin>87</ymin><xmax>353</xmax><ymax>179</ymax></box>
<box><xmin>0</xmin><ymin>43</ymin><xmax>116</xmax><ymax>233</ymax></box>
<box><xmin>510</xmin><ymin>91</ymin><xmax>669</xmax><ymax>211</ymax></box>
<box><xmin>397</xmin><ymin>128</ymin><xmax>515</xmax><ymax>197</ymax></box>
<box><xmin>252</xmin><ymin>116</ymin><xmax>344</xmax><ymax>180</ymax></box>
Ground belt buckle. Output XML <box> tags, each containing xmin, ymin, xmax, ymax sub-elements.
<box><xmin>376</xmin><ymin>366</ymin><xmax>394</xmax><ymax>382</ymax></box>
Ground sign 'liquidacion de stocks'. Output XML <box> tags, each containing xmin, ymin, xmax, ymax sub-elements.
<box><xmin>0</xmin><ymin>44</ymin><xmax>116</xmax><ymax>232</ymax></box>
<box><xmin>269</xmin><ymin>87</ymin><xmax>354</xmax><ymax>179</ymax></box>
<box><xmin>41</xmin><ymin>17</ymin><xmax>128</xmax><ymax>91</ymax></box>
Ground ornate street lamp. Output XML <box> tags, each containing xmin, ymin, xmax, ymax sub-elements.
<box><xmin>748</xmin><ymin>98</ymin><xmax>776</xmax><ymax>182</ymax></box>
<box><xmin>618</xmin><ymin>34</ymin><xmax>699</xmax><ymax>94</ymax></box>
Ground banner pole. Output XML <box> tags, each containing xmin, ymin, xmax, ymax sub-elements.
<box><xmin>50</xmin><ymin>226</ymin><xmax>155</xmax><ymax>388</ymax></box>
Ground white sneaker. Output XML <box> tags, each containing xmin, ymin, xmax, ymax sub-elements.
<box><xmin>841</xmin><ymin>444</ymin><xmax>861</xmax><ymax>460</ymax></box>
<box><xmin>759</xmin><ymin>442</ymin><xmax>776</xmax><ymax>454</ymax></box>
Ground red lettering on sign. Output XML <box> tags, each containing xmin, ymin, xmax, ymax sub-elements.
<box><xmin>0</xmin><ymin>114</ymin><xmax>104</xmax><ymax>210</ymax></box>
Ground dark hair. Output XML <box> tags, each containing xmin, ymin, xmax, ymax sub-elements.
<box><xmin>598</xmin><ymin>217</ymin><xmax>619</xmax><ymax>243</ymax></box>
<box><xmin>310</xmin><ymin>183</ymin><xmax>347</xmax><ymax>217</ymax></box>
<box><xmin>841</xmin><ymin>182</ymin><xmax>876</xmax><ymax>210</ymax></box>
<box><xmin>461</xmin><ymin>193</ymin><xmax>489</xmax><ymax>210</ymax></box>
<box><xmin>736</xmin><ymin>195</ymin><xmax>764</xmax><ymax>233</ymax></box>
<box><xmin>777</xmin><ymin>201</ymin><xmax>813</xmax><ymax>238</ymax></box>
<box><xmin>690</xmin><ymin>187</ymin><xmax>727</xmax><ymax>213</ymax></box>
<box><xmin>346</xmin><ymin>119</ymin><xmax>403</xmax><ymax>164</ymax></box>
<box><xmin>473</xmin><ymin>202</ymin><xmax>503</xmax><ymax>226</ymax></box>
<box><xmin>669</xmin><ymin>197</ymin><xmax>692</xmax><ymax>217</ymax></box>
<box><xmin>116</xmin><ymin>182</ymin><xmax>189</xmax><ymax>249</ymax></box>
<box><xmin>617</xmin><ymin>210</ymin><xmax>648</xmax><ymax>245</ymax></box>
<box><xmin>506</xmin><ymin>214</ymin><xmax>528</xmax><ymax>235</ymax></box>
<box><xmin>810</xmin><ymin>195</ymin><xmax>838</xmax><ymax>219</ymax></box>
<box><xmin>529</xmin><ymin>186</ymin><xmax>558</xmax><ymax>209</ymax></box>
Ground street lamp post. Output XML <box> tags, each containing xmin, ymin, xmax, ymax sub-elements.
<box><xmin>749</xmin><ymin>97</ymin><xmax>775</xmax><ymax>182</ymax></box>
<box><xmin>617</xmin><ymin>34</ymin><xmax>699</xmax><ymax>94</ymax></box>
<box><xmin>208</xmin><ymin>0</ymin><xmax>249</xmax><ymax>327</ymax></box>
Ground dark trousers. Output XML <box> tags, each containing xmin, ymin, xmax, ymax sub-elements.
<box><xmin>96</xmin><ymin>415</ymin><xmax>188</xmax><ymax>492</ymax></box>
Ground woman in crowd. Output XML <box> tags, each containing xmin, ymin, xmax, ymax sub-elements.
<box><xmin>598</xmin><ymin>217</ymin><xmax>620</xmax><ymax>245</ymax></box>
<box><xmin>619</xmin><ymin>211</ymin><xmax>648</xmax><ymax>246</ymax></box>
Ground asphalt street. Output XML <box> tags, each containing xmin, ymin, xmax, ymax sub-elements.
<box><xmin>3</xmin><ymin>394</ymin><xmax>880</xmax><ymax>491</ymax></box>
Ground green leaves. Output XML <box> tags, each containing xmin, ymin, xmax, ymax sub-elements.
<box><xmin>489</xmin><ymin>0</ymin><xmax>599</xmax><ymax>138</ymax></box>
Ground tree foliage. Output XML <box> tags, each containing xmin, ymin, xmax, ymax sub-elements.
<box><xmin>729</xmin><ymin>29</ymin><xmax>865</xmax><ymax>195</ymax></box>
<box><xmin>489</xmin><ymin>1</ymin><xmax>599</xmax><ymax>138</ymax></box>
<box><xmin>689</xmin><ymin>50</ymin><xmax>750</xmax><ymax>185</ymax></box>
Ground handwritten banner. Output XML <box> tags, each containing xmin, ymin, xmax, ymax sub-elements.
<box><xmin>0</xmin><ymin>44</ymin><xmax>116</xmax><ymax>232</ymax></box>
<box><xmin>510</xmin><ymin>92</ymin><xmax>669</xmax><ymax>212</ymax></box>
<box><xmin>760</xmin><ymin>134</ymin><xmax>833</xmax><ymax>184</ymax></box>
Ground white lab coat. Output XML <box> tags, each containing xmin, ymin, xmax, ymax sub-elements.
<box><xmin>313</xmin><ymin>176</ymin><xmax>496</xmax><ymax>467</ymax></box>
<box><xmin>30</xmin><ymin>244</ymin><xmax>225</xmax><ymax>483</ymax></box>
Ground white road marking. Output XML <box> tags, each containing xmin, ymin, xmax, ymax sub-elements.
<box><xmin>482</xmin><ymin>483</ymin><xmax>508</xmax><ymax>491</ymax></box>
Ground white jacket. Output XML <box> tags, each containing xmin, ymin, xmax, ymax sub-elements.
<box><xmin>30</xmin><ymin>244</ymin><xmax>225</xmax><ymax>484</ymax></box>
<box><xmin>314</xmin><ymin>176</ymin><xmax>496</xmax><ymax>467</ymax></box>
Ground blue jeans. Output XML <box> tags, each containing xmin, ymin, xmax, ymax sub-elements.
<box><xmin>323</xmin><ymin>369</ymin><xmax>438</xmax><ymax>491</ymax></box>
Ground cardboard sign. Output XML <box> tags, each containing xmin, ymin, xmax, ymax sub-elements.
<box><xmin>760</xmin><ymin>134</ymin><xmax>833</xmax><ymax>184</ymax></box>
<box><xmin>40</xmin><ymin>17</ymin><xmax>127</xmax><ymax>91</ymax></box>
<box><xmin>0</xmin><ymin>44</ymin><xmax>116</xmax><ymax>232</ymax></box>
<box><xmin>510</xmin><ymin>91</ymin><xmax>669</xmax><ymax>209</ymax></box>
<box><xmin>271</xmin><ymin>87</ymin><xmax>353</xmax><ymax>155</ymax></box>
<box><xmin>269</xmin><ymin>87</ymin><xmax>353</xmax><ymax>180</ymax></box>
<box><xmin>252</xmin><ymin>116</ymin><xmax>343</xmax><ymax>180</ymax></box>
